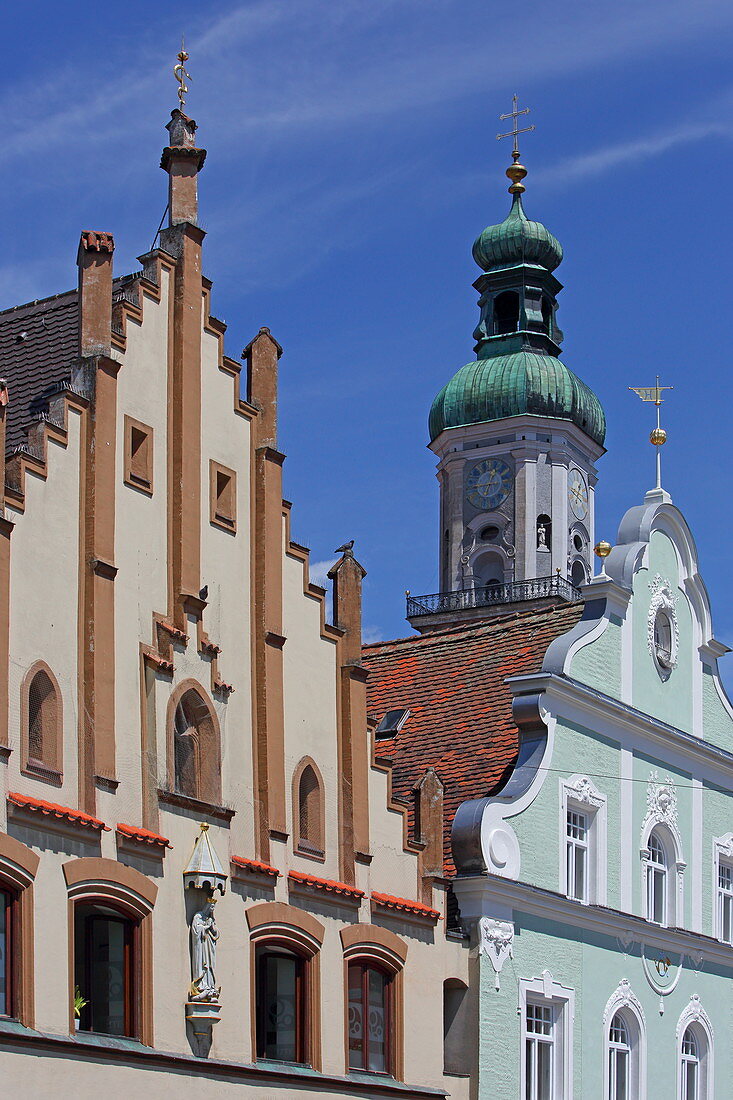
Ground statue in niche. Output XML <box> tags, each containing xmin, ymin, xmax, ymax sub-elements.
<box><xmin>189</xmin><ymin>897</ymin><xmax>221</xmax><ymax>1003</ymax></box>
<box><xmin>537</xmin><ymin>521</ymin><xmax>548</xmax><ymax>549</ymax></box>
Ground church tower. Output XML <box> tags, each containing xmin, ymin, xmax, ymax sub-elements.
<box><xmin>427</xmin><ymin>113</ymin><xmax>605</xmax><ymax>609</ymax></box>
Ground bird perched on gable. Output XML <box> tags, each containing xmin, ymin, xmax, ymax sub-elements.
<box><xmin>199</xmin><ymin>585</ymin><xmax>208</xmax><ymax>601</ymax></box>
<box><xmin>335</xmin><ymin>540</ymin><xmax>354</xmax><ymax>556</ymax></box>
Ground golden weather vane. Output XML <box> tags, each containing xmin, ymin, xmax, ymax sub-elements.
<box><xmin>173</xmin><ymin>37</ymin><xmax>191</xmax><ymax>111</ymax></box>
<box><xmin>496</xmin><ymin>94</ymin><xmax>535</xmax><ymax>194</ymax></box>
<box><xmin>629</xmin><ymin>375</ymin><xmax>673</xmax><ymax>490</ymax></box>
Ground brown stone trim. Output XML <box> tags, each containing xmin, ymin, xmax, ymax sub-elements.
<box><xmin>123</xmin><ymin>415</ymin><xmax>154</xmax><ymax>496</ymax></box>
<box><xmin>62</xmin><ymin>856</ymin><xmax>158</xmax><ymax>910</ymax></box>
<box><xmin>413</xmin><ymin>768</ymin><xmax>444</xmax><ymax>907</ymax></box>
<box><xmin>283</xmin><ymin>502</ymin><xmax>343</xmax><ymax>645</ymax></box>
<box><xmin>77</xmin><ymin>230</ymin><xmax>114</xmax><ymax>357</ymax></box>
<box><xmin>0</xmin><ymin>831</ymin><xmax>38</xmax><ymax>1028</ymax></box>
<box><xmin>339</xmin><ymin>924</ymin><xmax>408</xmax><ymax>965</ymax></box>
<box><xmin>164</xmin><ymin>678</ymin><xmax>222</xmax><ymax>806</ymax></box>
<box><xmin>80</xmin><ymin>353</ymin><xmax>119</xmax><ymax>793</ymax></box>
<box><xmin>292</xmin><ymin>756</ymin><xmax>326</xmax><ymax>858</ymax></box>
<box><xmin>4</xmin><ymin>389</ymin><xmax>87</xmax><ymax>514</ymax></box>
<box><xmin>138</xmin><ymin>646</ymin><xmax>158</xmax><ymax>832</ymax></box>
<box><xmin>19</xmin><ymin>660</ymin><xmax>64</xmax><ymax>781</ymax></box>
<box><xmin>370</xmin><ymin>719</ymin><xmax>423</xmax><ymax>860</ymax></box>
<box><xmin>157</xmin><ymin>788</ymin><xmax>235</xmax><ymax>823</ymax></box>
<box><xmin>209</xmin><ymin>459</ymin><xmax>237</xmax><ymax>533</ymax></box>
<box><xmin>0</xmin><ymin>504</ymin><xmax>10</xmax><ymax>750</ymax></box>
<box><xmin>245</xmin><ymin>901</ymin><xmax>325</xmax><ymax>946</ymax></box>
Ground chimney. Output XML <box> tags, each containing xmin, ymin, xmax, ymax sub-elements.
<box><xmin>160</xmin><ymin>110</ymin><xmax>206</xmax><ymax>227</ymax></box>
<box><xmin>77</xmin><ymin>231</ymin><xmax>114</xmax><ymax>357</ymax></box>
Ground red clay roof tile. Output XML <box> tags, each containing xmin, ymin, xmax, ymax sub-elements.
<box><xmin>371</xmin><ymin>891</ymin><xmax>441</xmax><ymax>921</ymax></box>
<box><xmin>288</xmin><ymin>870</ymin><xmax>364</xmax><ymax>901</ymax></box>
<box><xmin>8</xmin><ymin>792</ymin><xmax>109</xmax><ymax>831</ymax></box>
<box><xmin>116</xmin><ymin>823</ymin><xmax>171</xmax><ymax>848</ymax></box>
<box><xmin>362</xmin><ymin>602</ymin><xmax>583</xmax><ymax>875</ymax></box>
<box><xmin>232</xmin><ymin>856</ymin><xmax>280</xmax><ymax>878</ymax></box>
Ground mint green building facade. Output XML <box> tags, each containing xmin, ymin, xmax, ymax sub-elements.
<box><xmin>452</xmin><ymin>487</ymin><xmax>733</xmax><ymax>1099</ymax></box>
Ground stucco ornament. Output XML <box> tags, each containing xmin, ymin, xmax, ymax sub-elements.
<box><xmin>647</xmin><ymin>574</ymin><xmax>679</xmax><ymax>675</ymax></box>
<box><xmin>565</xmin><ymin>774</ymin><xmax>604</xmax><ymax>808</ymax></box>
<box><xmin>190</xmin><ymin>897</ymin><xmax>221</xmax><ymax>1002</ymax></box>
<box><xmin>675</xmin><ymin>994</ymin><xmax>714</xmax><ymax>1042</ymax></box>
<box><xmin>642</xmin><ymin>769</ymin><xmax>679</xmax><ymax>833</ymax></box>
<box><xmin>603</xmin><ymin>979</ymin><xmax>646</xmax><ymax>1029</ymax></box>
<box><xmin>478</xmin><ymin>917</ymin><xmax>514</xmax><ymax>990</ymax></box>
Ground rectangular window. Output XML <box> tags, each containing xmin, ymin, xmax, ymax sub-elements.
<box><xmin>0</xmin><ymin>889</ymin><xmax>11</xmax><ymax>1017</ymax></box>
<box><xmin>123</xmin><ymin>416</ymin><xmax>153</xmax><ymax>495</ymax></box>
<box><xmin>718</xmin><ymin>862</ymin><xmax>733</xmax><ymax>943</ymax></box>
<box><xmin>210</xmin><ymin>461</ymin><xmax>237</xmax><ymax>532</ymax></box>
<box><xmin>566</xmin><ymin>809</ymin><xmax>588</xmax><ymax>902</ymax></box>
<box><xmin>348</xmin><ymin>962</ymin><xmax>392</xmax><ymax>1075</ymax></box>
<box><xmin>256</xmin><ymin>949</ymin><xmax>304</xmax><ymax>1064</ymax></box>
<box><xmin>525</xmin><ymin>1002</ymin><xmax>554</xmax><ymax>1100</ymax></box>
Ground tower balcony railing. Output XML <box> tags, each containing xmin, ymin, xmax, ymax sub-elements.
<box><xmin>406</xmin><ymin>575</ymin><xmax>582</xmax><ymax>619</ymax></box>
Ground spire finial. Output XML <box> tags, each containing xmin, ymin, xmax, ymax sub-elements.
<box><xmin>629</xmin><ymin>376</ymin><xmax>673</xmax><ymax>490</ymax></box>
<box><xmin>173</xmin><ymin>37</ymin><xmax>191</xmax><ymax>111</ymax></box>
<box><xmin>497</xmin><ymin>94</ymin><xmax>535</xmax><ymax>194</ymax></box>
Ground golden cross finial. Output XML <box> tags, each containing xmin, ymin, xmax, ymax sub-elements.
<box><xmin>496</xmin><ymin>94</ymin><xmax>535</xmax><ymax>194</ymax></box>
<box><xmin>173</xmin><ymin>37</ymin><xmax>191</xmax><ymax>111</ymax></box>
<box><xmin>629</xmin><ymin>375</ymin><xmax>673</xmax><ymax>490</ymax></box>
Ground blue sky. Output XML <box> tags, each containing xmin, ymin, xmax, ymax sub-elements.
<box><xmin>2</xmin><ymin>0</ymin><xmax>732</xmax><ymax>678</ymax></box>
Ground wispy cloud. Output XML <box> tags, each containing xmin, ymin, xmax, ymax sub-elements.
<box><xmin>309</xmin><ymin>559</ymin><xmax>336</xmax><ymax>590</ymax></box>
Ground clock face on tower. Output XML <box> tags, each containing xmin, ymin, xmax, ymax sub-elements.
<box><xmin>568</xmin><ymin>469</ymin><xmax>589</xmax><ymax>520</ymax></box>
<box><xmin>465</xmin><ymin>458</ymin><xmax>513</xmax><ymax>511</ymax></box>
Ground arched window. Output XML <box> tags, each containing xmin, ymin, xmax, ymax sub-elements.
<box><xmin>571</xmin><ymin>559</ymin><xmax>587</xmax><ymax>588</ymax></box>
<box><xmin>0</xmin><ymin>834</ymin><xmax>38</xmax><ymax>1027</ymax></box>
<box><xmin>22</xmin><ymin>663</ymin><xmax>62</xmax><ymax>779</ymax></box>
<box><xmin>247</xmin><ymin>901</ymin><xmax>324</xmax><ymax>1070</ymax></box>
<box><xmin>294</xmin><ymin>759</ymin><xmax>325</xmax><ymax>857</ymax></box>
<box><xmin>681</xmin><ymin>1027</ymin><xmax>700</xmax><ymax>1100</ymax></box>
<box><xmin>348</xmin><ymin>960</ymin><xmax>394</xmax><ymax>1074</ymax></box>
<box><xmin>474</xmin><ymin>552</ymin><xmax>504</xmax><ymax>588</ymax></box>
<box><xmin>646</xmin><ymin>829</ymin><xmax>669</xmax><ymax>925</ymax></box>
<box><xmin>169</xmin><ymin>684</ymin><xmax>221</xmax><ymax>806</ymax></box>
<box><xmin>493</xmin><ymin>291</ymin><xmax>520</xmax><ymax>335</ymax></box>
<box><xmin>677</xmin><ymin>1003</ymin><xmax>712</xmax><ymax>1100</ymax></box>
<box><xmin>608</xmin><ymin>1012</ymin><xmax>631</xmax><ymax>1099</ymax></box>
<box><xmin>64</xmin><ymin>857</ymin><xmax>156</xmax><ymax>1044</ymax></box>
<box><xmin>541</xmin><ymin>296</ymin><xmax>553</xmax><ymax>336</ymax></box>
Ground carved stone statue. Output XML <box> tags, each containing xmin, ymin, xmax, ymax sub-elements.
<box><xmin>189</xmin><ymin>897</ymin><xmax>221</xmax><ymax>1003</ymax></box>
<box><xmin>537</xmin><ymin>521</ymin><xmax>548</xmax><ymax>549</ymax></box>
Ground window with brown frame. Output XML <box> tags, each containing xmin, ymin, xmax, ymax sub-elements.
<box><xmin>348</xmin><ymin>961</ymin><xmax>393</xmax><ymax>1075</ymax></box>
<box><xmin>124</xmin><ymin>416</ymin><xmax>153</xmax><ymax>494</ymax></box>
<box><xmin>255</xmin><ymin>947</ymin><xmax>306</xmax><ymax>1064</ymax></box>
<box><xmin>74</xmin><ymin>903</ymin><xmax>137</xmax><ymax>1037</ymax></box>
<box><xmin>172</xmin><ymin>688</ymin><xmax>221</xmax><ymax>805</ymax></box>
<box><xmin>296</xmin><ymin>763</ymin><xmax>324</xmax><ymax>857</ymax></box>
<box><xmin>210</xmin><ymin>461</ymin><xmax>236</xmax><ymax>532</ymax></box>
<box><xmin>23</xmin><ymin>665</ymin><xmax>62</xmax><ymax>778</ymax></box>
<box><xmin>0</xmin><ymin>888</ymin><xmax>14</xmax><ymax>1018</ymax></box>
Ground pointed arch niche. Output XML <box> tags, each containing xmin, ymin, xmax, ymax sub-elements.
<box><xmin>21</xmin><ymin>661</ymin><xmax>63</xmax><ymax>783</ymax></box>
<box><xmin>166</xmin><ymin>680</ymin><xmax>222</xmax><ymax>807</ymax></box>
<box><xmin>292</xmin><ymin>756</ymin><xmax>326</xmax><ymax>860</ymax></box>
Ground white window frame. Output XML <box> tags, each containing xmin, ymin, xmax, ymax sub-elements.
<box><xmin>520</xmin><ymin>971</ymin><xmax>575</xmax><ymax>1100</ymax></box>
<box><xmin>607</xmin><ymin>1011</ymin><xmax>631</xmax><ymax>1100</ymax></box>
<box><xmin>603</xmin><ymin>981</ymin><xmax>647</xmax><ymax>1100</ymax></box>
<box><xmin>560</xmin><ymin>775</ymin><xmax>607</xmax><ymax>905</ymax></box>
<box><xmin>712</xmin><ymin>834</ymin><xmax>733</xmax><ymax>943</ymax></box>
<box><xmin>676</xmin><ymin>996</ymin><xmax>713</xmax><ymax>1100</ymax></box>
<box><xmin>640</xmin><ymin>820</ymin><xmax>684</xmax><ymax>928</ymax></box>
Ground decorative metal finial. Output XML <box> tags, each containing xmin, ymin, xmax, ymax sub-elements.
<box><xmin>497</xmin><ymin>94</ymin><xmax>535</xmax><ymax>194</ymax></box>
<box><xmin>629</xmin><ymin>376</ymin><xmax>673</xmax><ymax>490</ymax></box>
<box><xmin>173</xmin><ymin>37</ymin><xmax>191</xmax><ymax>111</ymax></box>
<box><xmin>594</xmin><ymin>540</ymin><xmax>613</xmax><ymax>578</ymax></box>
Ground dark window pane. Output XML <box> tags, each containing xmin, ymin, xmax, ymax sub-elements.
<box><xmin>75</xmin><ymin>908</ymin><xmax>133</xmax><ymax>1037</ymax></box>
<box><xmin>0</xmin><ymin>892</ymin><xmax>8</xmax><ymax>1016</ymax></box>
<box><xmin>367</xmin><ymin>968</ymin><xmax>387</xmax><ymax>1072</ymax></box>
<box><xmin>348</xmin><ymin>964</ymin><xmax>364</xmax><ymax>1069</ymax></box>
<box><xmin>257</xmin><ymin>952</ymin><xmax>301</xmax><ymax>1063</ymax></box>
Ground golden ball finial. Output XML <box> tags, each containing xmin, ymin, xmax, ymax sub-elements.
<box><xmin>506</xmin><ymin>160</ymin><xmax>527</xmax><ymax>194</ymax></box>
<box><xmin>594</xmin><ymin>540</ymin><xmax>613</xmax><ymax>559</ymax></box>
<box><xmin>650</xmin><ymin>427</ymin><xmax>667</xmax><ymax>447</ymax></box>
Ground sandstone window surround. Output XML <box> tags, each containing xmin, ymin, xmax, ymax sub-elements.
<box><xmin>0</xmin><ymin>832</ymin><xmax>38</xmax><ymax>1028</ymax></box>
<box><xmin>246</xmin><ymin>902</ymin><xmax>324</xmax><ymax>1072</ymax></box>
<box><xmin>340</xmin><ymin>924</ymin><xmax>407</xmax><ymax>1081</ymax></box>
<box><xmin>123</xmin><ymin>415</ymin><xmax>154</xmax><ymax>496</ymax></box>
<box><xmin>21</xmin><ymin>661</ymin><xmax>63</xmax><ymax>784</ymax></box>
<box><xmin>167</xmin><ymin>681</ymin><xmax>222</xmax><ymax>809</ymax></box>
<box><xmin>209</xmin><ymin>460</ymin><xmax>237</xmax><ymax>533</ymax></box>
<box><xmin>292</xmin><ymin>757</ymin><xmax>325</xmax><ymax>861</ymax></box>
<box><xmin>63</xmin><ymin>857</ymin><xmax>157</xmax><ymax>1046</ymax></box>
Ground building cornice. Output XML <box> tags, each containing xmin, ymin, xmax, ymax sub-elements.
<box><xmin>507</xmin><ymin>672</ymin><xmax>733</xmax><ymax>780</ymax></box>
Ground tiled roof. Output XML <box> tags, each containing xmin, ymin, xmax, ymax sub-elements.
<box><xmin>287</xmin><ymin>870</ymin><xmax>364</xmax><ymax>902</ymax></box>
<box><xmin>8</xmin><ymin>792</ymin><xmax>109</xmax><ymax>831</ymax></box>
<box><xmin>116</xmin><ymin>823</ymin><xmax>171</xmax><ymax>849</ymax></box>
<box><xmin>362</xmin><ymin>602</ymin><xmax>583</xmax><ymax>876</ymax></box>
<box><xmin>371</xmin><ymin>892</ymin><xmax>441</xmax><ymax>922</ymax></box>
<box><xmin>0</xmin><ymin>289</ymin><xmax>79</xmax><ymax>451</ymax></box>
<box><xmin>231</xmin><ymin>856</ymin><xmax>280</xmax><ymax>879</ymax></box>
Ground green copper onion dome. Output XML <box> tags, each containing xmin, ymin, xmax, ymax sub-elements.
<box><xmin>429</xmin><ymin>350</ymin><xmax>606</xmax><ymax>446</ymax></box>
<box><xmin>472</xmin><ymin>194</ymin><xmax>562</xmax><ymax>273</ymax></box>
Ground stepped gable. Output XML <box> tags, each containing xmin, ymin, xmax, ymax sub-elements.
<box><xmin>362</xmin><ymin>600</ymin><xmax>583</xmax><ymax>875</ymax></box>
